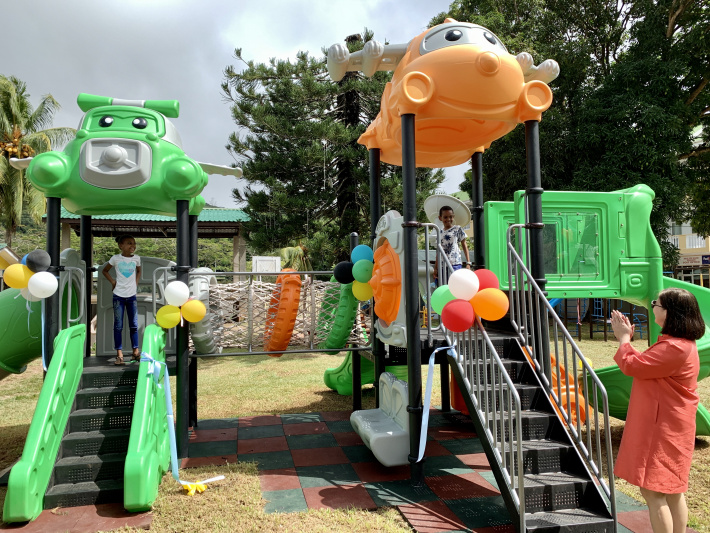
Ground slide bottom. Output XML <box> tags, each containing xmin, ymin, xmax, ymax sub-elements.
<box><xmin>324</xmin><ymin>353</ymin><xmax>407</xmax><ymax>396</ymax></box>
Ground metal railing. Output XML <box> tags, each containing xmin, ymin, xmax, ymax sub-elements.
<box><xmin>449</xmin><ymin>321</ymin><xmax>526</xmax><ymax>532</ymax></box>
<box><xmin>506</xmin><ymin>223</ymin><xmax>617</xmax><ymax>522</ymax></box>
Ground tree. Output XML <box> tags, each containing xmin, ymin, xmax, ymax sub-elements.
<box><xmin>0</xmin><ymin>76</ymin><xmax>75</xmax><ymax>246</ymax></box>
<box><xmin>222</xmin><ymin>32</ymin><xmax>444</xmax><ymax>270</ymax></box>
<box><xmin>433</xmin><ymin>0</ymin><xmax>709</xmax><ymax>265</ymax></box>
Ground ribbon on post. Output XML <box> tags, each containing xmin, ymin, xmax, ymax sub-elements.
<box><xmin>141</xmin><ymin>352</ymin><xmax>225</xmax><ymax>494</ymax></box>
<box><xmin>417</xmin><ymin>345</ymin><xmax>455</xmax><ymax>462</ymax></box>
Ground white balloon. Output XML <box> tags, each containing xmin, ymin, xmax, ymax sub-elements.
<box><xmin>20</xmin><ymin>287</ymin><xmax>41</xmax><ymax>302</ymax></box>
<box><xmin>164</xmin><ymin>281</ymin><xmax>190</xmax><ymax>307</ymax></box>
<box><xmin>448</xmin><ymin>269</ymin><xmax>480</xmax><ymax>301</ymax></box>
<box><xmin>27</xmin><ymin>271</ymin><xmax>58</xmax><ymax>299</ymax></box>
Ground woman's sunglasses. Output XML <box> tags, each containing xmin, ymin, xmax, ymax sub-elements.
<box><xmin>651</xmin><ymin>300</ymin><xmax>664</xmax><ymax>309</ymax></box>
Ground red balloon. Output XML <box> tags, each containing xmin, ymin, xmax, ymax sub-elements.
<box><xmin>441</xmin><ymin>299</ymin><xmax>476</xmax><ymax>332</ymax></box>
<box><xmin>474</xmin><ymin>269</ymin><xmax>499</xmax><ymax>290</ymax></box>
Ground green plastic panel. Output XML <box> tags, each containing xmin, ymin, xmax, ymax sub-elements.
<box><xmin>2</xmin><ymin>324</ymin><xmax>85</xmax><ymax>523</ymax></box>
<box><xmin>123</xmin><ymin>324</ymin><xmax>170</xmax><ymax>512</ymax></box>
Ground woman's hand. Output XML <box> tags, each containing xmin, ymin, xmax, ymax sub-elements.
<box><xmin>610</xmin><ymin>310</ymin><xmax>634</xmax><ymax>344</ymax></box>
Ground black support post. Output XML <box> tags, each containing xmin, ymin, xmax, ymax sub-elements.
<box><xmin>350</xmin><ymin>232</ymin><xmax>361</xmax><ymax>412</ymax></box>
<box><xmin>369</xmin><ymin>148</ymin><xmax>386</xmax><ymax>408</ymax></box>
<box><xmin>525</xmin><ymin>120</ymin><xmax>550</xmax><ymax>380</ymax></box>
<box><xmin>188</xmin><ymin>213</ymin><xmax>198</xmax><ymax>427</ymax></box>
<box><xmin>401</xmin><ymin>114</ymin><xmax>424</xmax><ymax>485</ymax></box>
<box><xmin>471</xmin><ymin>152</ymin><xmax>485</xmax><ymax>270</ymax></box>
<box><xmin>80</xmin><ymin>215</ymin><xmax>93</xmax><ymax>358</ymax></box>
<box><xmin>176</xmin><ymin>200</ymin><xmax>190</xmax><ymax>458</ymax></box>
<box><xmin>44</xmin><ymin>198</ymin><xmax>61</xmax><ymax>368</ymax></box>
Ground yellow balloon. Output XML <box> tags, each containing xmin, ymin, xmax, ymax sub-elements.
<box><xmin>181</xmin><ymin>299</ymin><xmax>207</xmax><ymax>323</ymax></box>
<box><xmin>156</xmin><ymin>305</ymin><xmax>181</xmax><ymax>329</ymax></box>
<box><xmin>3</xmin><ymin>263</ymin><xmax>33</xmax><ymax>289</ymax></box>
<box><xmin>352</xmin><ymin>280</ymin><xmax>374</xmax><ymax>301</ymax></box>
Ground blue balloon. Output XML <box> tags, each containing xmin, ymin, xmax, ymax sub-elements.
<box><xmin>21</xmin><ymin>254</ymin><xmax>28</xmax><ymax>265</ymax></box>
<box><xmin>350</xmin><ymin>244</ymin><xmax>374</xmax><ymax>264</ymax></box>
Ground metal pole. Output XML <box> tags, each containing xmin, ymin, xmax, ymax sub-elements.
<box><xmin>80</xmin><ymin>215</ymin><xmax>93</xmax><ymax>358</ymax></box>
<box><xmin>176</xmin><ymin>200</ymin><xmax>190</xmax><ymax>458</ymax></box>
<box><xmin>471</xmin><ymin>151</ymin><xmax>485</xmax><ymax>269</ymax></box>
<box><xmin>369</xmin><ymin>148</ymin><xmax>386</xmax><ymax>408</ymax></box>
<box><xmin>44</xmin><ymin>198</ymin><xmax>61</xmax><ymax>368</ymax></box>
<box><xmin>350</xmin><ymin>232</ymin><xmax>362</xmax><ymax>411</ymax></box>
<box><xmin>402</xmin><ymin>114</ymin><xmax>424</xmax><ymax>485</ymax></box>
<box><xmin>525</xmin><ymin>120</ymin><xmax>550</xmax><ymax>380</ymax></box>
<box><xmin>188</xmin><ymin>213</ymin><xmax>198</xmax><ymax>427</ymax></box>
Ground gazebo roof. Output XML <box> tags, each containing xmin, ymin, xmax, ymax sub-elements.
<box><xmin>58</xmin><ymin>207</ymin><xmax>249</xmax><ymax>239</ymax></box>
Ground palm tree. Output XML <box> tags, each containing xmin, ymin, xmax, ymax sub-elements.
<box><xmin>0</xmin><ymin>75</ymin><xmax>75</xmax><ymax>245</ymax></box>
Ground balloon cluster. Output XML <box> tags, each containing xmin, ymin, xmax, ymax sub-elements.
<box><xmin>333</xmin><ymin>244</ymin><xmax>374</xmax><ymax>301</ymax></box>
<box><xmin>2</xmin><ymin>250</ymin><xmax>57</xmax><ymax>301</ymax></box>
<box><xmin>431</xmin><ymin>269</ymin><xmax>509</xmax><ymax>332</ymax></box>
<box><xmin>156</xmin><ymin>281</ymin><xmax>207</xmax><ymax>329</ymax></box>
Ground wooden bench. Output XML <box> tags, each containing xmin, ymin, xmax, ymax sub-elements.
<box><xmin>350</xmin><ymin>372</ymin><xmax>409</xmax><ymax>467</ymax></box>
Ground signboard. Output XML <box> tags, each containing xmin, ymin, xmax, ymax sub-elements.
<box><xmin>252</xmin><ymin>256</ymin><xmax>281</xmax><ymax>280</ymax></box>
<box><xmin>677</xmin><ymin>255</ymin><xmax>709</xmax><ymax>267</ymax></box>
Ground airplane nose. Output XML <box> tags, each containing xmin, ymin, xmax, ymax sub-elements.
<box><xmin>100</xmin><ymin>144</ymin><xmax>128</xmax><ymax>169</ymax></box>
<box><xmin>477</xmin><ymin>51</ymin><xmax>500</xmax><ymax>75</ymax></box>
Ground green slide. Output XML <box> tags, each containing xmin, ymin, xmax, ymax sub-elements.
<box><xmin>324</xmin><ymin>353</ymin><xmax>407</xmax><ymax>396</ymax></box>
<box><xmin>594</xmin><ymin>276</ymin><xmax>710</xmax><ymax>436</ymax></box>
<box><xmin>0</xmin><ymin>289</ymin><xmax>42</xmax><ymax>378</ymax></box>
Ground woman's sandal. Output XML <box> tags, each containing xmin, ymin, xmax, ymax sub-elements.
<box><xmin>131</xmin><ymin>353</ymin><xmax>141</xmax><ymax>362</ymax></box>
<box><xmin>114</xmin><ymin>355</ymin><xmax>125</xmax><ymax>366</ymax></box>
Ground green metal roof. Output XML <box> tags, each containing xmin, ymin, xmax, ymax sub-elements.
<box><xmin>58</xmin><ymin>206</ymin><xmax>249</xmax><ymax>223</ymax></box>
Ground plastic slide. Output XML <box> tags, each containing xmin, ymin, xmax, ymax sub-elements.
<box><xmin>264</xmin><ymin>269</ymin><xmax>302</xmax><ymax>354</ymax></box>
<box><xmin>592</xmin><ymin>276</ymin><xmax>710</xmax><ymax>436</ymax></box>
<box><xmin>324</xmin><ymin>353</ymin><xmax>408</xmax><ymax>396</ymax></box>
<box><xmin>318</xmin><ymin>278</ymin><xmax>359</xmax><ymax>352</ymax></box>
<box><xmin>0</xmin><ymin>289</ymin><xmax>42</xmax><ymax>378</ymax></box>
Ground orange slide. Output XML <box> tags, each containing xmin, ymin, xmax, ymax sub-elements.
<box><xmin>263</xmin><ymin>269</ymin><xmax>302</xmax><ymax>355</ymax></box>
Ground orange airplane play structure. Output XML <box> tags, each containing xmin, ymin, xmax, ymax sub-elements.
<box><xmin>327</xmin><ymin>19</ymin><xmax>560</xmax><ymax>167</ymax></box>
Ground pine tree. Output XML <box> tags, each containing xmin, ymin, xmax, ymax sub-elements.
<box><xmin>222</xmin><ymin>31</ymin><xmax>444</xmax><ymax>269</ymax></box>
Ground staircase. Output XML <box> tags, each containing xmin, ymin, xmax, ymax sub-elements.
<box><xmin>44</xmin><ymin>358</ymin><xmax>139</xmax><ymax>508</ymax></box>
<box><xmin>449</xmin><ymin>333</ymin><xmax>615</xmax><ymax>531</ymax></box>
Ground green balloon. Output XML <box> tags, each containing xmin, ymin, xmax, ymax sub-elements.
<box><xmin>431</xmin><ymin>285</ymin><xmax>455</xmax><ymax>314</ymax></box>
<box><xmin>352</xmin><ymin>259</ymin><xmax>374</xmax><ymax>283</ymax></box>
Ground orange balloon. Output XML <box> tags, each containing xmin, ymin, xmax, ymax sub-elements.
<box><xmin>471</xmin><ymin>288</ymin><xmax>509</xmax><ymax>321</ymax></box>
<box><xmin>3</xmin><ymin>263</ymin><xmax>33</xmax><ymax>289</ymax></box>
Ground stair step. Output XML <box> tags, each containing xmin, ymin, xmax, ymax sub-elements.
<box><xmin>80</xmin><ymin>365</ymin><xmax>140</xmax><ymax>389</ymax></box>
<box><xmin>68</xmin><ymin>407</ymin><xmax>133</xmax><ymax>433</ymax></box>
<box><xmin>525</xmin><ymin>508</ymin><xmax>614</xmax><ymax>532</ymax></box>
<box><xmin>522</xmin><ymin>472</ymin><xmax>597</xmax><ymax>513</ymax></box>
<box><xmin>54</xmin><ymin>453</ymin><xmax>125</xmax><ymax>484</ymax></box>
<box><xmin>499</xmin><ymin>439</ymin><xmax>575</xmax><ymax>475</ymax></box>
<box><xmin>44</xmin><ymin>479</ymin><xmax>123</xmax><ymax>509</ymax></box>
<box><xmin>60</xmin><ymin>429</ymin><xmax>131</xmax><ymax>458</ymax></box>
<box><xmin>468</xmin><ymin>359</ymin><xmax>527</xmax><ymax>384</ymax></box>
<box><xmin>477</xmin><ymin>383</ymin><xmax>539</xmax><ymax>410</ymax></box>
<box><xmin>75</xmin><ymin>386</ymin><xmax>137</xmax><ymax>410</ymax></box>
<box><xmin>486</xmin><ymin>410</ymin><xmax>557</xmax><ymax>441</ymax></box>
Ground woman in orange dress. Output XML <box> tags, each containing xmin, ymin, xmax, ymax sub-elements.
<box><xmin>610</xmin><ymin>288</ymin><xmax>705</xmax><ymax>533</ymax></box>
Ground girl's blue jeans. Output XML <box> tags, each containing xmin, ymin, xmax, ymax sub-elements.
<box><xmin>113</xmin><ymin>294</ymin><xmax>139</xmax><ymax>350</ymax></box>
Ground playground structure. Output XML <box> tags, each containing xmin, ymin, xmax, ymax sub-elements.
<box><xmin>1</xmin><ymin>16</ymin><xmax>708</xmax><ymax>533</ymax></box>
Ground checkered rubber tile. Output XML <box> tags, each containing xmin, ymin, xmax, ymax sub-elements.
<box><xmin>187</xmin><ymin>410</ymin><xmax>659</xmax><ymax>533</ymax></box>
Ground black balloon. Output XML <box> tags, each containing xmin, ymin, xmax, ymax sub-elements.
<box><xmin>26</xmin><ymin>249</ymin><xmax>51</xmax><ymax>273</ymax></box>
<box><xmin>333</xmin><ymin>261</ymin><xmax>355</xmax><ymax>284</ymax></box>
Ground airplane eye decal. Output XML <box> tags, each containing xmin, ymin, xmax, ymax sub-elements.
<box><xmin>99</xmin><ymin>116</ymin><xmax>114</xmax><ymax>127</ymax></box>
<box><xmin>445</xmin><ymin>29</ymin><xmax>462</xmax><ymax>42</ymax></box>
<box><xmin>132</xmin><ymin>117</ymin><xmax>148</xmax><ymax>129</ymax></box>
<box><xmin>484</xmin><ymin>32</ymin><xmax>497</xmax><ymax>45</ymax></box>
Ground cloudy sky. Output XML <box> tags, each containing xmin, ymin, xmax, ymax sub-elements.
<box><xmin>6</xmin><ymin>0</ymin><xmax>469</xmax><ymax>209</ymax></box>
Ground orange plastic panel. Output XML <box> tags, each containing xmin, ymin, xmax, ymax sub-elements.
<box><xmin>263</xmin><ymin>269</ymin><xmax>302</xmax><ymax>355</ymax></box>
<box><xmin>369</xmin><ymin>240</ymin><xmax>401</xmax><ymax>325</ymax></box>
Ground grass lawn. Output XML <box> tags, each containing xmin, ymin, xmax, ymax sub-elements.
<box><xmin>0</xmin><ymin>336</ymin><xmax>707</xmax><ymax>532</ymax></box>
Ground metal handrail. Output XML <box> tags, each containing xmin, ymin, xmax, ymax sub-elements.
<box><xmin>450</xmin><ymin>320</ymin><xmax>526</xmax><ymax>532</ymax></box>
<box><xmin>506</xmin><ymin>223</ymin><xmax>617</xmax><ymax>523</ymax></box>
